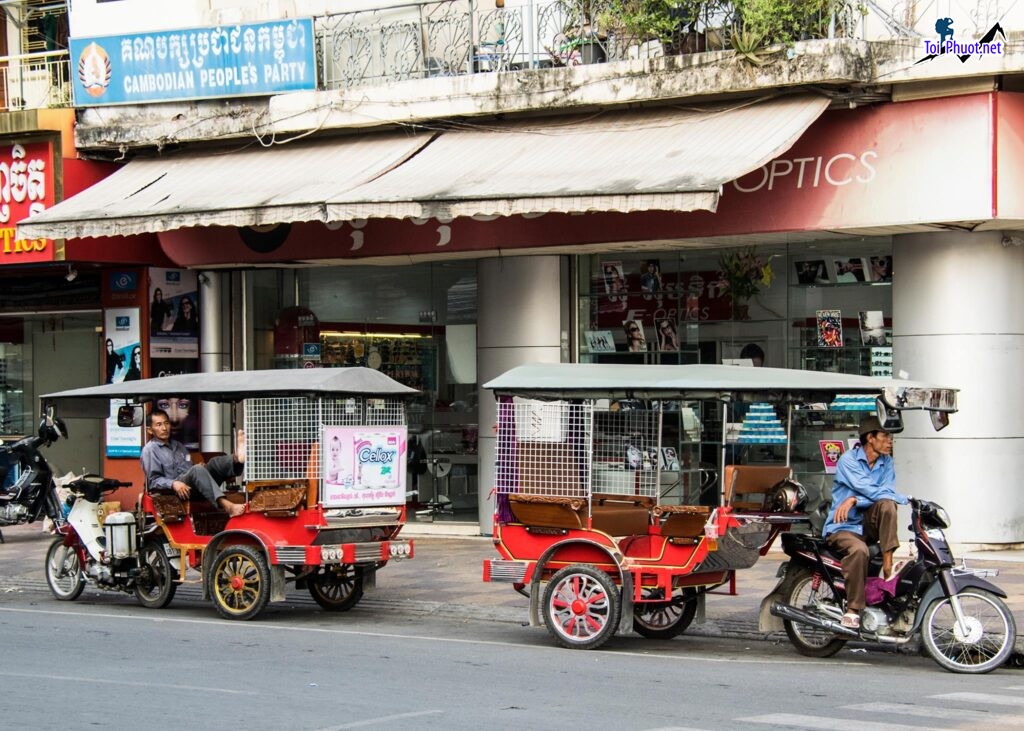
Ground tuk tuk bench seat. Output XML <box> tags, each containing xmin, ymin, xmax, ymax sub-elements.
<box><xmin>653</xmin><ymin>504</ymin><xmax>711</xmax><ymax>542</ymax></box>
<box><xmin>590</xmin><ymin>493</ymin><xmax>654</xmax><ymax>537</ymax></box>
<box><xmin>507</xmin><ymin>492</ymin><xmax>656</xmax><ymax>536</ymax></box>
<box><xmin>507</xmin><ymin>493</ymin><xmax>585</xmax><ymax>530</ymax></box>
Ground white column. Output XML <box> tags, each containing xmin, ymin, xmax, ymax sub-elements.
<box><xmin>893</xmin><ymin>231</ymin><xmax>1024</xmax><ymax>544</ymax></box>
<box><xmin>199</xmin><ymin>271</ymin><xmax>230</xmax><ymax>453</ymax></box>
<box><xmin>477</xmin><ymin>255</ymin><xmax>566</xmax><ymax>534</ymax></box>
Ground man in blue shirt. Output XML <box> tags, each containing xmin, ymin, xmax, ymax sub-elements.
<box><xmin>141</xmin><ymin>409</ymin><xmax>246</xmax><ymax>517</ymax></box>
<box><xmin>822</xmin><ymin>415</ymin><xmax>908</xmax><ymax>629</ymax></box>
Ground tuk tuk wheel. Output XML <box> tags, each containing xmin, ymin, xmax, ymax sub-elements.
<box><xmin>308</xmin><ymin>565</ymin><xmax>364</xmax><ymax>612</ymax></box>
<box><xmin>44</xmin><ymin>538</ymin><xmax>84</xmax><ymax>601</ymax></box>
<box><xmin>541</xmin><ymin>564</ymin><xmax>621</xmax><ymax>650</ymax></box>
<box><xmin>134</xmin><ymin>540</ymin><xmax>177</xmax><ymax>609</ymax></box>
<box><xmin>633</xmin><ymin>588</ymin><xmax>698</xmax><ymax>639</ymax></box>
<box><xmin>209</xmin><ymin>544</ymin><xmax>270</xmax><ymax>620</ymax></box>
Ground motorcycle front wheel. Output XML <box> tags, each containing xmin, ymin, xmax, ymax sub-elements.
<box><xmin>922</xmin><ymin>589</ymin><xmax>1017</xmax><ymax>673</ymax></box>
<box><xmin>45</xmin><ymin>538</ymin><xmax>84</xmax><ymax>601</ymax></box>
<box><xmin>782</xmin><ymin>566</ymin><xmax>848</xmax><ymax>658</ymax></box>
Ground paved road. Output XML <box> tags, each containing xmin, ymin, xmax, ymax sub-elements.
<box><xmin>0</xmin><ymin>592</ymin><xmax>1022</xmax><ymax>731</ymax></box>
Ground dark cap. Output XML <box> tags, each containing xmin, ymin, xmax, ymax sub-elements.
<box><xmin>858</xmin><ymin>415</ymin><xmax>886</xmax><ymax>437</ymax></box>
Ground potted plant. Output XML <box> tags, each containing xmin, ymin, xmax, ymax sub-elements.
<box><xmin>718</xmin><ymin>246</ymin><xmax>775</xmax><ymax>319</ymax></box>
<box><xmin>598</xmin><ymin>1</ymin><xmax>720</xmax><ymax>57</ymax></box>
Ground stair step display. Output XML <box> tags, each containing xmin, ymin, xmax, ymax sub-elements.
<box><xmin>829</xmin><ymin>394</ymin><xmax>878</xmax><ymax>411</ymax></box>
<box><xmin>737</xmin><ymin>403</ymin><xmax>787</xmax><ymax>444</ymax></box>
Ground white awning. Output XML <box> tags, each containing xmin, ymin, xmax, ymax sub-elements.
<box><xmin>19</xmin><ymin>94</ymin><xmax>829</xmax><ymax>240</ymax></box>
<box><xmin>19</xmin><ymin>131</ymin><xmax>435</xmax><ymax>239</ymax></box>
<box><xmin>326</xmin><ymin>94</ymin><xmax>829</xmax><ymax>221</ymax></box>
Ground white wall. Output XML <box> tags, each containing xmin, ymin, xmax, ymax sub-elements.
<box><xmin>476</xmin><ymin>254</ymin><xmax>564</xmax><ymax>534</ymax></box>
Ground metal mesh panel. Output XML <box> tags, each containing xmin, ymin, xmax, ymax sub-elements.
<box><xmin>495</xmin><ymin>397</ymin><xmax>592</xmax><ymax>499</ymax></box>
<box><xmin>591</xmin><ymin>405</ymin><xmax>662</xmax><ymax>499</ymax></box>
<box><xmin>245</xmin><ymin>398</ymin><xmax>320</xmax><ymax>481</ymax></box>
<box><xmin>245</xmin><ymin>397</ymin><xmax>407</xmax><ymax>482</ymax></box>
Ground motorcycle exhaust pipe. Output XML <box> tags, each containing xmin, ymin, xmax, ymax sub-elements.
<box><xmin>770</xmin><ymin>601</ymin><xmax>860</xmax><ymax>638</ymax></box>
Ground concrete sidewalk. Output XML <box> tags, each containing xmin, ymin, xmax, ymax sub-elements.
<box><xmin>2</xmin><ymin>522</ymin><xmax>1022</xmax><ymax>656</ymax></box>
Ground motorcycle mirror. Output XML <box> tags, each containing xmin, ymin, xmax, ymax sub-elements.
<box><xmin>116</xmin><ymin>404</ymin><xmax>144</xmax><ymax>428</ymax></box>
<box><xmin>929</xmin><ymin>410</ymin><xmax>950</xmax><ymax>432</ymax></box>
<box><xmin>875</xmin><ymin>397</ymin><xmax>904</xmax><ymax>434</ymax></box>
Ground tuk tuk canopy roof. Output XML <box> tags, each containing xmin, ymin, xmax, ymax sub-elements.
<box><xmin>483</xmin><ymin>364</ymin><xmax>957</xmax><ymax>410</ymax></box>
<box><xmin>42</xmin><ymin>367</ymin><xmax>419</xmax><ymax>417</ymax></box>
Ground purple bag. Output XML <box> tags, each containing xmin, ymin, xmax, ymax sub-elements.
<box><xmin>865</xmin><ymin>575</ymin><xmax>897</xmax><ymax>606</ymax></box>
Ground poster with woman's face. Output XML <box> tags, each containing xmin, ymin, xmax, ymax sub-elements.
<box><xmin>103</xmin><ymin>308</ymin><xmax>142</xmax><ymax>457</ymax></box>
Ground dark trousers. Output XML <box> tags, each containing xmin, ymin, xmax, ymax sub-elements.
<box><xmin>180</xmin><ymin>455</ymin><xmax>242</xmax><ymax>505</ymax></box>
<box><xmin>826</xmin><ymin>499</ymin><xmax>900</xmax><ymax>613</ymax></box>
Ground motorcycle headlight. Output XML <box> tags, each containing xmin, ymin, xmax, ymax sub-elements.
<box><xmin>934</xmin><ymin>505</ymin><xmax>951</xmax><ymax>529</ymax></box>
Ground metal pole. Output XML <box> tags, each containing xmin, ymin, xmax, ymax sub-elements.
<box><xmin>719</xmin><ymin>400</ymin><xmax>727</xmax><ymax>507</ymax></box>
<box><xmin>785</xmin><ymin>402</ymin><xmax>793</xmax><ymax>468</ymax></box>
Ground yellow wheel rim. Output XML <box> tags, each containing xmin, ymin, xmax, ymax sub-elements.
<box><xmin>213</xmin><ymin>552</ymin><xmax>261</xmax><ymax>615</ymax></box>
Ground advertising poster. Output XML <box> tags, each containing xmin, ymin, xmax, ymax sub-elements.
<box><xmin>149</xmin><ymin>268</ymin><xmax>199</xmax><ymax>358</ymax></box>
<box><xmin>149</xmin><ymin>268</ymin><xmax>201</xmax><ymax>449</ymax></box>
<box><xmin>321</xmin><ymin>426</ymin><xmax>408</xmax><ymax>508</ymax></box>
<box><xmin>103</xmin><ymin>307</ymin><xmax>142</xmax><ymax>457</ymax></box>
<box><xmin>816</xmin><ymin>309</ymin><xmax>844</xmax><ymax>348</ymax></box>
<box><xmin>819</xmin><ymin>439</ymin><xmax>845</xmax><ymax>474</ymax></box>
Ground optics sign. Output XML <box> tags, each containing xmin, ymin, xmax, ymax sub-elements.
<box><xmin>0</xmin><ymin>141</ymin><xmax>55</xmax><ymax>265</ymax></box>
<box><xmin>70</xmin><ymin>18</ymin><xmax>315</xmax><ymax>106</ymax></box>
<box><xmin>321</xmin><ymin>426</ymin><xmax>408</xmax><ymax>508</ymax></box>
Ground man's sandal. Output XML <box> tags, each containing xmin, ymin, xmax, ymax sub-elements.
<box><xmin>840</xmin><ymin>612</ymin><xmax>860</xmax><ymax>629</ymax></box>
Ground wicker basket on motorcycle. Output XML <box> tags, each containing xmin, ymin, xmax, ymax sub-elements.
<box><xmin>694</xmin><ymin>520</ymin><xmax>772</xmax><ymax>572</ymax></box>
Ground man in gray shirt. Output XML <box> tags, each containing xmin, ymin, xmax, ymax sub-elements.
<box><xmin>140</xmin><ymin>408</ymin><xmax>245</xmax><ymax>517</ymax></box>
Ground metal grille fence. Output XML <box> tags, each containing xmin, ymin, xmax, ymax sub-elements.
<box><xmin>495</xmin><ymin>397</ymin><xmax>664</xmax><ymax>501</ymax></box>
<box><xmin>495</xmin><ymin>397</ymin><xmax>593</xmax><ymax>499</ymax></box>
<box><xmin>592</xmin><ymin>405</ymin><xmax>662</xmax><ymax>499</ymax></box>
<box><xmin>245</xmin><ymin>397</ymin><xmax>406</xmax><ymax>482</ymax></box>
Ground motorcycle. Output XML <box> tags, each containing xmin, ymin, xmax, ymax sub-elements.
<box><xmin>0</xmin><ymin>413</ymin><xmax>68</xmax><ymax>543</ymax></box>
<box><xmin>762</xmin><ymin>497</ymin><xmax>1018</xmax><ymax>673</ymax></box>
<box><xmin>46</xmin><ymin>473</ymin><xmax>177</xmax><ymax>609</ymax></box>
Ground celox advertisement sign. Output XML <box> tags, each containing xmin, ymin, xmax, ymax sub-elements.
<box><xmin>70</xmin><ymin>18</ymin><xmax>315</xmax><ymax>106</ymax></box>
<box><xmin>1</xmin><ymin>141</ymin><xmax>56</xmax><ymax>265</ymax></box>
<box><xmin>321</xmin><ymin>426</ymin><xmax>407</xmax><ymax>508</ymax></box>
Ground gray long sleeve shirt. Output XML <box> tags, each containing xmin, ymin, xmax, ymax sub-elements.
<box><xmin>140</xmin><ymin>438</ymin><xmax>193</xmax><ymax>493</ymax></box>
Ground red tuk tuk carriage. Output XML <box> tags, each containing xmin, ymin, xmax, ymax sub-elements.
<box><xmin>41</xmin><ymin>368</ymin><xmax>416</xmax><ymax>620</ymax></box>
<box><xmin>482</xmin><ymin>363</ymin><xmax>957</xmax><ymax>649</ymax></box>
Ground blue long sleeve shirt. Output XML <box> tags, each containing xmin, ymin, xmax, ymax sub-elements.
<box><xmin>822</xmin><ymin>444</ymin><xmax>907</xmax><ymax>538</ymax></box>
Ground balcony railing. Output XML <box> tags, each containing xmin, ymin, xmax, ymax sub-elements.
<box><xmin>316</xmin><ymin>1</ymin><xmax>1021</xmax><ymax>92</ymax></box>
<box><xmin>0</xmin><ymin>51</ymin><xmax>72</xmax><ymax>112</ymax></box>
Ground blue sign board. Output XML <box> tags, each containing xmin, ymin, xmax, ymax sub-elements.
<box><xmin>70</xmin><ymin>18</ymin><xmax>316</xmax><ymax>106</ymax></box>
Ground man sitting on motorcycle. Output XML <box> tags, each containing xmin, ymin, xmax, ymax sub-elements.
<box><xmin>141</xmin><ymin>409</ymin><xmax>246</xmax><ymax>518</ymax></box>
<box><xmin>822</xmin><ymin>415</ymin><xmax>908</xmax><ymax>629</ymax></box>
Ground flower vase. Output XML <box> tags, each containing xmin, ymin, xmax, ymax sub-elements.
<box><xmin>733</xmin><ymin>300</ymin><xmax>750</xmax><ymax>320</ymax></box>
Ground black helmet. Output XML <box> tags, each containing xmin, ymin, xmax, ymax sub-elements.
<box><xmin>763</xmin><ymin>477</ymin><xmax>808</xmax><ymax>513</ymax></box>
